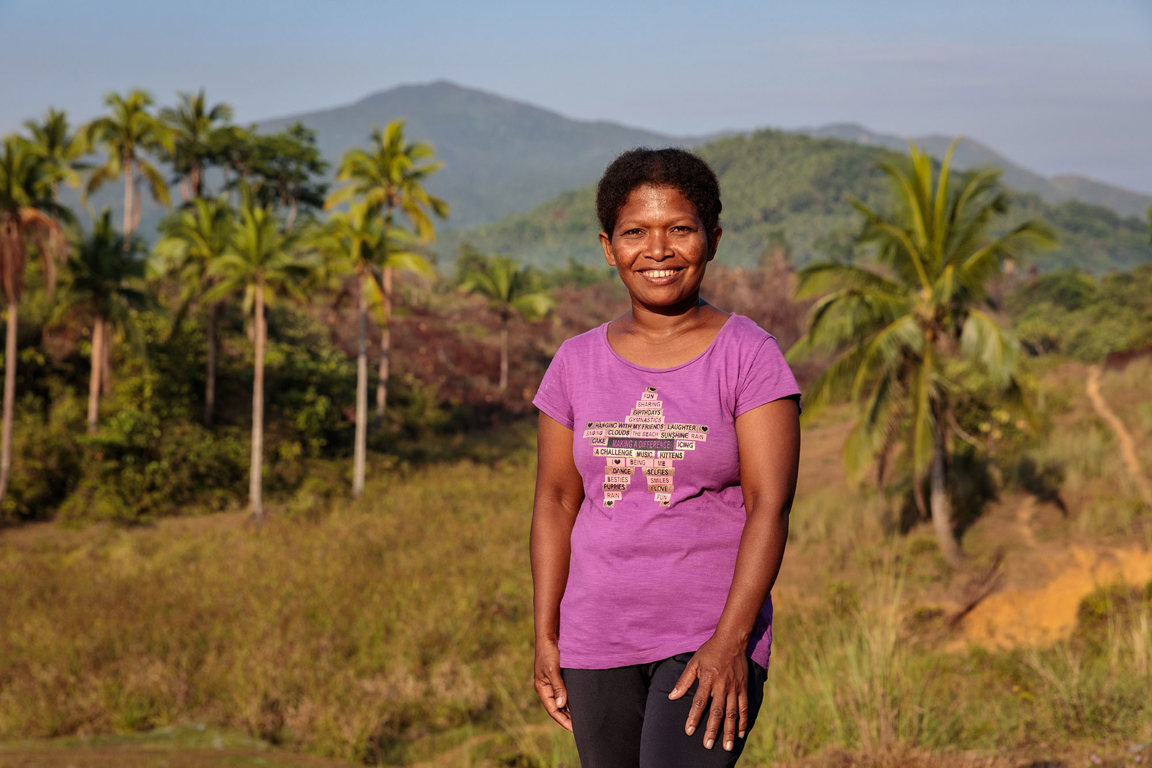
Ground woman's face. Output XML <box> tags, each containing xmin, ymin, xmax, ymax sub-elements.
<box><xmin>600</xmin><ymin>184</ymin><xmax>722</xmax><ymax>315</ymax></box>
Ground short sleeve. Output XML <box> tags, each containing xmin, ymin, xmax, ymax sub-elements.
<box><xmin>734</xmin><ymin>334</ymin><xmax>802</xmax><ymax>417</ymax></box>
<box><xmin>533</xmin><ymin>342</ymin><xmax>575</xmax><ymax>429</ymax></box>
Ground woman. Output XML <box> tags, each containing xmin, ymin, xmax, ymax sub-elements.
<box><xmin>531</xmin><ymin>148</ymin><xmax>801</xmax><ymax>768</ymax></box>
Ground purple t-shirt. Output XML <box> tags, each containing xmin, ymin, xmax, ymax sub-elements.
<box><xmin>533</xmin><ymin>313</ymin><xmax>801</xmax><ymax>669</ymax></box>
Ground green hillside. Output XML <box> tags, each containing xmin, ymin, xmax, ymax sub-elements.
<box><xmin>805</xmin><ymin>123</ymin><xmax>1152</xmax><ymax>218</ymax></box>
<box><xmin>56</xmin><ymin>83</ymin><xmax>1150</xmax><ymax>251</ymax></box>
<box><xmin>451</xmin><ymin>128</ymin><xmax>1152</xmax><ymax>273</ymax></box>
<box><xmin>257</xmin><ymin>80</ymin><xmax>702</xmax><ymax>229</ymax></box>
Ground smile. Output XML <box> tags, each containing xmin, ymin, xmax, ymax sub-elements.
<box><xmin>640</xmin><ymin>269</ymin><xmax>681</xmax><ymax>280</ymax></box>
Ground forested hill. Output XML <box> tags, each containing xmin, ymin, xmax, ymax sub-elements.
<box><xmin>256</xmin><ymin>82</ymin><xmax>1148</xmax><ymax>231</ymax></box>
<box><xmin>450</xmin><ymin>128</ymin><xmax>1152</xmax><ymax>274</ymax></box>
<box><xmin>59</xmin><ymin>81</ymin><xmax>1149</xmax><ymax>251</ymax></box>
<box><xmin>256</xmin><ymin>81</ymin><xmax>704</xmax><ymax>229</ymax></box>
<box><xmin>802</xmin><ymin>124</ymin><xmax>1152</xmax><ymax>219</ymax></box>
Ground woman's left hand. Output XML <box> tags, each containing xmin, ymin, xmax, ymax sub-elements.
<box><xmin>667</xmin><ymin>633</ymin><xmax>748</xmax><ymax>751</ymax></box>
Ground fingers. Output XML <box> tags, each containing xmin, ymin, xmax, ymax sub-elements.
<box><xmin>722</xmin><ymin>685</ymin><xmax>739</xmax><ymax>751</ymax></box>
<box><xmin>738</xmin><ymin>684</ymin><xmax>749</xmax><ymax>739</ymax></box>
<box><xmin>701</xmin><ymin>685</ymin><xmax>725</xmax><ymax>750</ymax></box>
<box><xmin>534</xmin><ymin>646</ymin><xmax>573</xmax><ymax>732</ymax></box>
<box><xmin>534</xmin><ymin>676</ymin><xmax>573</xmax><ymax>731</ymax></box>
<box><xmin>675</xmin><ymin>653</ymin><xmax>750</xmax><ymax>751</ymax></box>
<box><xmin>667</xmin><ymin>657</ymin><xmax>698</xmax><ymax>701</ymax></box>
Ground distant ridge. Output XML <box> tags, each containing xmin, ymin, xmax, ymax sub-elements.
<box><xmin>256</xmin><ymin>80</ymin><xmax>703</xmax><ymax>229</ymax></box>
<box><xmin>458</xmin><ymin>127</ymin><xmax>1150</xmax><ymax>275</ymax></box>
<box><xmin>254</xmin><ymin>84</ymin><xmax>1148</xmax><ymax>227</ymax></box>
<box><xmin>800</xmin><ymin>123</ymin><xmax>1152</xmax><ymax>218</ymax></box>
<box><xmin>64</xmin><ymin>82</ymin><xmax>1150</xmax><ymax>248</ymax></box>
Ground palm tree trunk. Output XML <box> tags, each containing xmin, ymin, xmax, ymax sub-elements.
<box><xmin>0</xmin><ymin>302</ymin><xmax>19</xmax><ymax>504</ymax></box>
<box><xmin>353</xmin><ymin>278</ymin><xmax>368</xmax><ymax>498</ymax></box>
<box><xmin>123</xmin><ymin>160</ymin><xmax>136</xmax><ymax>242</ymax></box>
<box><xmin>930</xmin><ymin>417</ymin><xmax>962</xmax><ymax>566</ymax></box>
<box><xmin>190</xmin><ymin>161</ymin><xmax>203</xmax><ymax>199</ymax></box>
<box><xmin>87</xmin><ymin>316</ymin><xmax>106</xmax><ymax>434</ymax></box>
<box><xmin>499</xmin><ymin>319</ymin><xmax>509</xmax><ymax>392</ymax></box>
<box><xmin>284</xmin><ymin>200</ymin><xmax>298</xmax><ymax>233</ymax></box>
<box><xmin>912</xmin><ymin>470</ymin><xmax>928</xmax><ymax>520</ymax></box>
<box><xmin>100</xmin><ymin>322</ymin><xmax>112</xmax><ymax>395</ymax></box>
<box><xmin>131</xmin><ymin>175</ymin><xmax>143</xmax><ymax>234</ymax></box>
<box><xmin>376</xmin><ymin>265</ymin><xmax>393</xmax><ymax>419</ymax></box>
<box><xmin>205</xmin><ymin>301</ymin><xmax>219</xmax><ymax>427</ymax></box>
<box><xmin>249</xmin><ymin>281</ymin><xmax>266</xmax><ymax>520</ymax></box>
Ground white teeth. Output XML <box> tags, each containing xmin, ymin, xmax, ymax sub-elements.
<box><xmin>643</xmin><ymin>269</ymin><xmax>677</xmax><ymax>278</ymax></box>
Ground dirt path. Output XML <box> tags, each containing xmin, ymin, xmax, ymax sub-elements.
<box><xmin>1086</xmin><ymin>364</ymin><xmax>1152</xmax><ymax>507</ymax></box>
<box><xmin>956</xmin><ymin>544</ymin><xmax>1152</xmax><ymax>648</ymax></box>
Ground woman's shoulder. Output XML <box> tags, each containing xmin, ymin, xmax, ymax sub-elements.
<box><xmin>719</xmin><ymin>313</ymin><xmax>779</xmax><ymax>346</ymax></box>
<box><xmin>553</xmin><ymin>321</ymin><xmax>610</xmax><ymax>359</ymax></box>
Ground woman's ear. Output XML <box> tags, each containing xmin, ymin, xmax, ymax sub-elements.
<box><xmin>707</xmin><ymin>227</ymin><xmax>723</xmax><ymax>262</ymax></box>
<box><xmin>600</xmin><ymin>232</ymin><xmax>617</xmax><ymax>267</ymax></box>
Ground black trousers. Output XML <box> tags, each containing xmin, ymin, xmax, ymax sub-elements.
<box><xmin>562</xmin><ymin>653</ymin><xmax>768</xmax><ymax>768</ymax></box>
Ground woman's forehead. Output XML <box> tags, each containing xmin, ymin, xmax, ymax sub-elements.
<box><xmin>617</xmin><ymin>184</ymin><xmax>699</xmax><ymax>216</ymax></box>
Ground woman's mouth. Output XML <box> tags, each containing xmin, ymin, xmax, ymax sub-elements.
<box><xmin>640</xmin><ymin>268</ymin><xmax>680</xmax><ymax>281</ymax></box>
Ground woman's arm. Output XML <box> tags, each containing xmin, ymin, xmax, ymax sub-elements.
<box><xmin>530</xmin><ymin>412</ymin><xmax>586</xmax><ymax>731</ymax></box>
<box><xmin>668</xmin><ymin>397</ymin><xmax>800</xmax><ymax>751</ymax></box>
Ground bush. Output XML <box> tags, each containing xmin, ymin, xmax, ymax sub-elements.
<box><xmin>59</xmin><ymin>416</ymin><xmax>248</xmax><ymax>523</ymax></box>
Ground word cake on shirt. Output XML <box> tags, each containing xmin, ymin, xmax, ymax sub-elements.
<box><xmin>582</xmin><ymin>387</ymin><xmax>709</xmax><ymax>507</ymax></box>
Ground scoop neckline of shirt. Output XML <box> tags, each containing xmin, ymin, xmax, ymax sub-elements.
<box><xmin>599</xmin><ymin>313</ymin><xmax>739</xmax><ymax>372</ymax></box>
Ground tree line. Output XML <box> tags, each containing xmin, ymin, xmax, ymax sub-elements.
<box><xmin>7</xmin><ymin>87</ymin><xmax>1144</xmax><ymax>564</ymax></box>
<box><xmin>2</xmin><ymin>89</ymin><xmax>553</xmax><ymax>521</ymax></box>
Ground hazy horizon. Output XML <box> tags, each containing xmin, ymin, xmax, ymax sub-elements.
<box><xmin>3</xmin><ymin>0</ymin><xmax>1150</xmax><ymax>195</ymax></box>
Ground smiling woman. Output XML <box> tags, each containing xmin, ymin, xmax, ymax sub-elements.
<box><xmin>529</xmin><ymin>148</ymin><xmax>803</xmax><ymax>768</ymax></box>
<box><xmin>599</xmin><ymin>184</ymin><xmax>720</xmax><ymax>332</ymax></box>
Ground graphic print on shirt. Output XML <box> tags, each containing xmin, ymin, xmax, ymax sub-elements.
<box><xmin>582</xmin><ymin>387</ymin><xmax>709</xmax><ymax>507</ymax></box>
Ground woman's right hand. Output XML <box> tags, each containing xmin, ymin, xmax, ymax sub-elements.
<box><xmin>531</xmin><ymin>413</ymin><xmax>582</xmax><ymax>733</ymax></box>
<box><xmin>534</xmin><ymin>639</ymin><xmax>572</xmax><ymax>731</ymax></box>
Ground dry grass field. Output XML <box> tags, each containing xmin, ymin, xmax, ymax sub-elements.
<box><xmin>0</xmin><ymin>359</ymin><xmax>1149</xmax><ymax>767</ymax></box>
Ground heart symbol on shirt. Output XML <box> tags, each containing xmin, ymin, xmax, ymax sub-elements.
<box><xmin>612</xmin><ymin>459</ymin><xmax>622</xmax><ymax>465</ymax></box>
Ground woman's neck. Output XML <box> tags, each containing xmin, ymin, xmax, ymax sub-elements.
<box><xmin>622</xmin><ymin>297</ymin><xmax>711</xmax><ymax>340</ymax></box>
<box><xmin>607</xmin><ymin>299</ymin><xmax>730</xmax><ymax>368</ymax></box>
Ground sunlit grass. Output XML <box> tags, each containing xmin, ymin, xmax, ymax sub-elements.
<box><xmin>2</xmin><ymin>356</ymin><xmax>1151</xmax><ymax>766</ymax></box>
<box><xmin>0</xmin><ymin>442</ymin><xmax>543</xmax><ymax>764</ymax></box>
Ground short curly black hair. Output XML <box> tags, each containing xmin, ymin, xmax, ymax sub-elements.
<box><xmin>596</xmin><ymin>148</ymin><xmax>722</xmax><ymax>245</ymax></box>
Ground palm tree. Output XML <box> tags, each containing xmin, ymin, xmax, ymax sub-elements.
<box><xmin>60</xmin><ymin>210</ymin><xmax>148</xmax><ymax>433</ymax></box>
<box><xmin>326</xmin><ymin>120</ymin><xmax>447</xmax><ymax>239</ymax></box>
<box><xmin>21</xmin><ymin>108</ymin><xmax>88</xmax><ymax>200</ymax></box>
<box><xmin>206</xmin><ymin>192</ymin><xmax>310</xmax><ymax>519</ymax></box>
<box><xmin>326</xmin><ymin>120</ymin><xmax>447</xmax><ymax>417</ymax></box>
<box><xmin>458</xmin><ymin>253</ymin><xmax>554</xmax><ymax>391</ymax></box>
<box><xmin>159</xmin><ymin>90</ymin><xmax>234</xmax><ymax>201</ymax></box>
<box><xmin>155</xmin><ymin>197</ymin><xmax>234</xmax><ymax>426</ymax></box>
<box><xmin>319</xmin><ymin>202</ymin><xmax>433</xmax><ymax>496</ymax></box>
<box><xmin>0</xmin><ymin>135</ymin><xmax>69</xmax><ymax>504</ymax></box>
<box><xmin>789</xmin><ymin>141</ymin><xmax>1054</xmax><ymax>565</ymax></box>
<box><xmin>84</xmin><ymin>89</ymin><xmax>172</xmax><ymax>240</ymax></box>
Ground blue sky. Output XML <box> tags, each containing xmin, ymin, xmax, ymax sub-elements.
<box><xmin>3</xmin><ymin>0</ymin><xmax>1151</xmax><ymax>194</ymax></box>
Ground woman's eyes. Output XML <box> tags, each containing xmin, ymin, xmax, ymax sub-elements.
<box><xmin>620</xmin><ymin>225</ymin><xmax>694</xmax><ymax>236</ymax></box>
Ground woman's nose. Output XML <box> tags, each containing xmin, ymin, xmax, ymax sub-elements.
<box><xmin>646</xmin><ymin>232</ymin><xmax>672</xmax><ymax>260</ymax></box>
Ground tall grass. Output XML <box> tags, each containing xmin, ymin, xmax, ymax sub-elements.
<box><xmin>2</xmin><ymin>407</ymin><xmax>1151</xmax><ymax>766</ymax></box>
<box><xmin>747</xmin><ymin>550</ymin><xmax>952</xmax><ymax>763</ymax></box>
<box><xmin>0</xmin><ymin>434</ymin><xmax>545</xmax><ymax>764</ymax></box>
